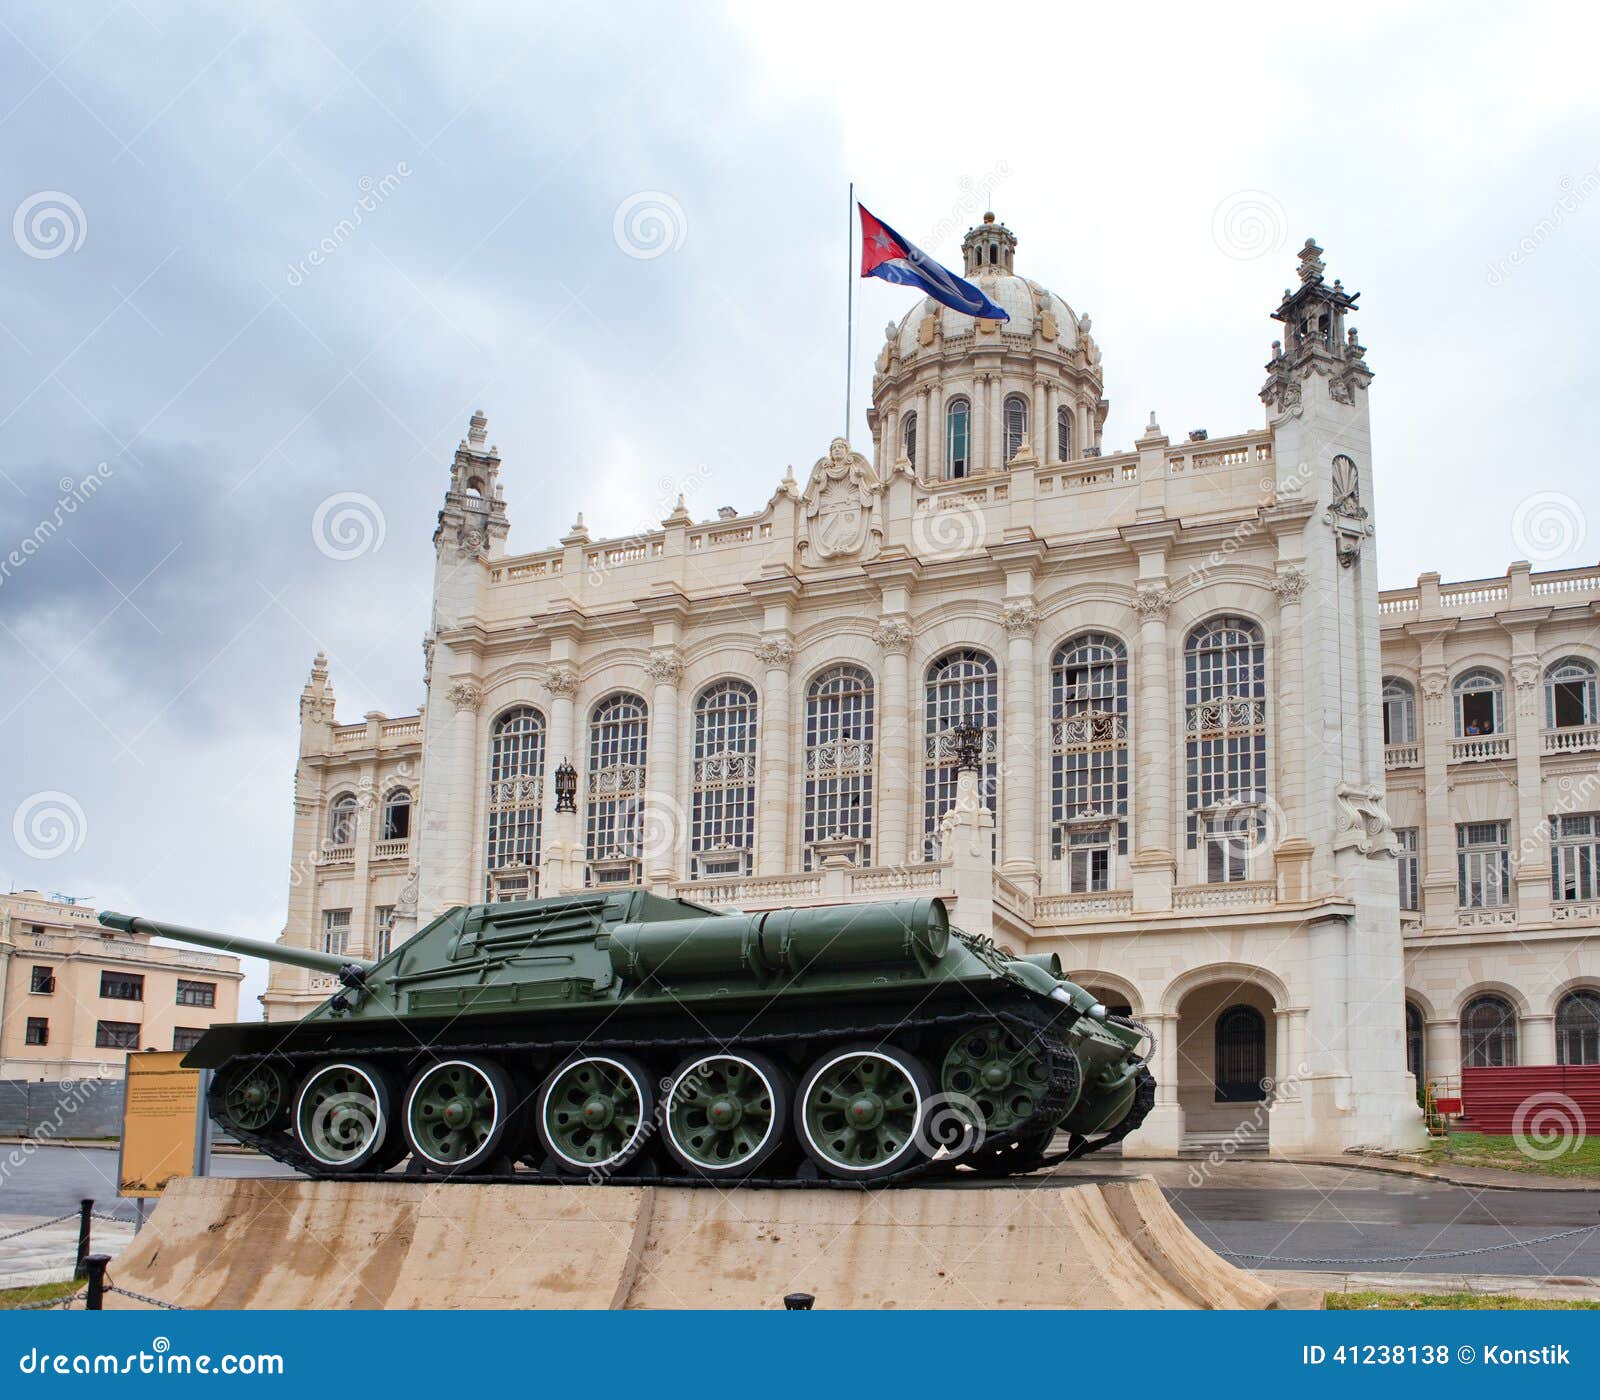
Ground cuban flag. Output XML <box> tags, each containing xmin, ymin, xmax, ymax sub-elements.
<box><xmin>858</xmin><ymin>203</ymin><xmax>1009</xmax><ymax>321</ymax></box>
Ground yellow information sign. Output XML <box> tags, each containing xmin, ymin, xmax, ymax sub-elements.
<box><xmin>118</xmin><ymin>1050</ymin><xmax>203</xmax><ymax>1198</ymax></box>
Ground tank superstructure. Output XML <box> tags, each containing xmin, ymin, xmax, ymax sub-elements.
<box><xmin>100</xmin><ymin>894</ymin><xmax>1154</xmax><ymax>1183</ymax></box>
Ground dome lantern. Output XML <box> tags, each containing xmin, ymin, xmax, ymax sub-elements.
<box><xmin>962</xmin><ymin>212</ymin><xmax>1016</xmax><ymax>276</ymax></box>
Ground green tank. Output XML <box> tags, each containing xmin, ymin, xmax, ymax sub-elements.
<box><xmin>99</xmin><ymin>894</ymin><xmax>1154</xmax><ymax>1183</ymax></box>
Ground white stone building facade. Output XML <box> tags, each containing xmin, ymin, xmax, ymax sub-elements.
<box><xmin>264</xmin><ymin>217</ymin><xmax>1600</xmax><ymax>1157</ymax></box>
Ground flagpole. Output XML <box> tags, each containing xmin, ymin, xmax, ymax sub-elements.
<box><xmin>845</xmin><ymin>180</ymin><xmax>854</xmax><ymax>441</ymax></box>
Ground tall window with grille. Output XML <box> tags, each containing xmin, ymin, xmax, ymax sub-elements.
<box><xmin>1551</xmin><ymin>813</ymin><xmax>1600</xmax><ymax>903</ymax></box>
<box><xmin>804</xmin><ymin>665</ymin><xmax>874</xmax><ymax>868</ymax></box>
<box><xmin>692</xmin><ymin>681</ymin><xmax>758</xmax><ymax>877</ymax></box>
<box><xmin>945</xmin><ymin>397</ymin><xmax>970</xmax><ymax>478</ymax></box>
<box><xmin>1051</xmin><ymin>634</ymin><xmax>1128</xmax><ymax>885</ymax></box>
<box><xmin>322</xmin><ymin>908</ymin><xmax>351</xmax><ymax>956</ymax></box>
<box><xmin>1396</xmin><ymin>827</ymin><xmax>1420</xmax><ymax>910</ymax></box>
<box><xmin>1546</xmin><ymin>657</ymin><xmax>1598</xmax><ymax>729</ymax></box>
<box><xmin>25</xmin><ymin>1017</ymin><xmax>48</xmax><ymax>1046</ymax></box>
<box><xmin>1184</xmin><ymin>618</ymin><xmax>1266</xmax><ymax>873</ymax></box>
<box><xmin>586</xmin><ymin>692</ymin><xmax>649</xmax><ymax>884</ymax></box>
<box><xmin>1382</xmin><ymin>677</ymin><xmax>1416</xmax><ymax>745</ymax></box>
<box><xmin>1002</xmin><ymin>393</ymin><xmax>1028</xmax><ymax>463</ymax></box>
<box><xmin>327</xmin><ymin>792</ymin><xmax>358</xmax><ymax>848</ymax></box>
<box><xmin>901</xmin><ymin>410</ymin><xmax>917</xmax><ymax>467</ymax></box>
<box><xmin>1557</xmin><ymin>989</ymin><xmax>1600</xmax><ymax>1066</ymax></box>
<box><xmin>486</xmin><ymin>705</ymin><xmax>546</xmax><ymax>900</ymax></box>
<box><xmin>1457</xmin><ymin>822</ymin><xmax>1509</xmax><ymax>907</ymax></box>
<box><xmin>923</xmin><ymin>650</ymin><xmax>998</xmax><ymax>860</ymax></box>
<box><xmin>1056</xmin><ymin>404</ymin><xmax>1072</xmax><ymax>461</ymax></box>
<box><xmin>1461</xmin><ymin>994</ymin><xmax>1516</xmax><ymax>1067</ymax></box>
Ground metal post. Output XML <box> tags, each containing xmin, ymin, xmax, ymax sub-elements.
<box><xmin>75</xmin><ymin>1198</ymin><xmax>93</xmax><ymax>1277</ymax></box>
<box><xmin>783</xmin><ymin>1292</ymin><xmax>815</xmax><ymax>1311</ymax></box>
<box><xmin>193</xmin><ymin>1068</ymin><xmax>213</xmax><ymax>1179</ymax></box>
<box><xmin>84</xmin><ymin>1254</ymin><xmax>110</xmax><ymax>1311</ymax></box>
<box><xmin>134</xmin><ymin>1198</ymin><xmax>148</xmax><ymax>1234</ymax></box>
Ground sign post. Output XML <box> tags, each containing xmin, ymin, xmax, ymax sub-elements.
<box><xmin>116</xmin><ymin>1050</ymin><xmax>205</xmax><ymax>1204</ymax></box>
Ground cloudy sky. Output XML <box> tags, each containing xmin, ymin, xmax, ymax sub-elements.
<box><xmin>2</xmin><ymin>2</ymin><xmax>1596</xmax><ymax>1012</ymax></box>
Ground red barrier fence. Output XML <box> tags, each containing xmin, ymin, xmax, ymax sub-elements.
<box><xmin>1459</xmin><ymin>1065</ymin><xmax>1600</xmax><ymax>1135</ymax></box>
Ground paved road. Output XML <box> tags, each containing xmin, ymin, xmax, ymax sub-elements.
<box><xmin>6</xmin><ymin>1147</ymin><xmax>1596</xmax><ymax>1279</ymax></box>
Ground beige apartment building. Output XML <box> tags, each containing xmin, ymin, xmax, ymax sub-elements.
<box><xmin>262</xmin><ymin>216</ymin><xmax>1600</xmax><ymax>1157</ymax></box>
<box><xmin>0</xmin><ymin>890</ymin><xmax>242</xmax><ymax>1080</ymax></box>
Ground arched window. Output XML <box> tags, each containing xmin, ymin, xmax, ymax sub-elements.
<box><xmin>1556</xmin><ymin>989</ymin><xmax>1600</xmax><ymax>1066</ymax></box>
<box><xmin>901</xmin><ymin>410</ymin><xmax>917</xmax><ymax>467</ymax></box>
<box><xmin>486</xmin><ymin>706</ymin><xmax>544</xmax><ymax>900</ymax></box>
<box><xmin>1051</xmin><ymin>633</ymin><xmax>1128</xmax><ymax>889</ymax></box>
<box><xmin>1003</xmin><ymin>393</ymin><xmax>1028</xmax><ymax>464</ymax></box>
<box><xmin>1545</xmin><ymin>657</ymin><xmax>1598</xmax><ymax>730</ymax></box>
<box><xmin>380</xmin><ymin>787</ymin><xmax>411</xmax><ymax>843</ymax></box>
<box><xmin>1382</xmin><ymin>677</ymin><xmax>1416</xmax><ymax>746</ymax></box>
<box><xmin>1056</xmin><ymin>404</ymin><xmax>1072</xmax><ymax>462</ymax></box>
<box><xmin>1461</xmin><ymin>994</ymin><xmax>1517</xmax><ymax>1068</ymax></box>
<box><xmin>1453</xmin><ymin>668</ymin><xmax>1503</xmax><ymax>737</ymax></box>
<box><xmin>1215</xmin><ymin>1005</ymin><xmax>1267</xmax><ymax>1102</ymax></box>
<box><xmin>945</xmin><ymin>397</ymin><xmax>970</xmax><ymax>479</ymax></box>
<box><xmin>327</xmin><ymin>792</ymin><xmax>358</xmax><ymax>848</ymax></box>
<box><xmin>586</xmin><ymin>692</ymin><xmax>648</xmax><ymax>885</ymax></box>
<box><xmin>1185</xmin><ymin>618</ymin><xmax>1267</xmax><ymax>879</ymax></box>
<box><xmin>1405</xmin><ymin>1002</ymin><xmax>1425</xmax><ymax>1084</ymax></box>
<box><xmin>692</xmin><ymin>681</ymin><xmax>757</xmax><ymax>878</ymax></box>
<box><xmin>923</xmin><ymin>649</ymin><xmax>998</xmax><ymax>858</ymax></box>
<box><xmin>804</xmin><ymin>665</ymin><xmax>874</xmax><ymax>867</ymax></box>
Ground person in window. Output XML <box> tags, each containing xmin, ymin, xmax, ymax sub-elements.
<box><xmin>1464</xmin><ymin>720</ymin><xmax>1481</xmax><ymax>736</ymax></box>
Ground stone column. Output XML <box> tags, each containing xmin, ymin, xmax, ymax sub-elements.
<box><xmin>1417</xmin><ymin>647</ymin><xmax>1457</xmax><ymax>927</ymax></box>
<box><xmin>755</xmin><ymin>637</ymin><xmax>793</xmax><ymax>875</ymax></box>
<box><xmin>1125</xmin><ymin>1012</ymin><xmax>1181</xmax><ymax>1157</ymax></box>
<box><xmin>974</xmin><ymin>373</ymin><xmax>988</xmax><ymax>474</ymax></box>
<box><xmin>1131</xmin><ymin>585</ymin><xmax>1176</xmax><ymax>910</ymax></box>
<box><xmin>1425</xmin><ymin>1015</ymin><xmax>1459</xmax><ymax>1088</ymax></box>
<box><xmin>1270</xmin><ymin>566</ymin><xmax>1310</xmax><ymax>887</ymax></box>
<box><xmin>1001</xmin><ymin>601</ymin><xmax>1040</xmax><ymax>885</ymax></box>
<box><xmin>1522</xmin><ymin>1013</ymin><xmax>1557</xmax><ymax>1067</ymax></box>
<box><xmin>873</xmin><ymin>620</ymin><xmax>914</xmax><ymax>866</ymax></box>
<box><xmin>939</xmin><ymin>765</ymin><xmax>995</xmax><ymax>933</ymax></box>
<box><xmin>540</xmin><ymin>665</ymin><xmax>580</xmax><ymax>894</ymax></box>
<box><xmin>918</xmin><ymin>386</ymin><xmax>932</xmax><ymax>477</ymax></box>
<box><xmin>443</xmin><ymin>680</ymin><xmax>484</xmax><ymax>906</ymax></box>
<box><xmin>1509</xmin><ymin>641</ymin><xmax>1553</xmax><ymax>925</ymax></box>
<box><xmin>1031</xmin><ymin>375</ymin><xmax>1046</xmax><ymax>461</ymax></box>
<box><xmin>644</xmin><ymin>647</ymin><xmax>684</xmax><ymax>888</ymax></box>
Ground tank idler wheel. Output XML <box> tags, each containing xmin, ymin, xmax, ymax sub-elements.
<box><xmin>535</xmin><ymin>1053</ymin><xmax>654</xmax><ymax>1177</ymax></box>
<box><xmin>218</xmin><ymin>1060</ymin><xmax>288</xmax><ymax>1133</ymax></box>
<box><xmin>294</xmin><ymin>1060</ymin><xmax>399</xmax><ymax>1173</ymax></box>
<box><xmin>795</xmin><ymin>1042</ymin><xmax>933</xmax><ymax>1181</ymax></box>
<box><xmin>663</xmin><ymin>1051</ymin><xmax>791</xmax><ymax>1178</ymax></box>
<box><xmin>938</xmin><ymin>1021</ymin><xmax>1052</xmax><ymax>1147</ymax></box>
<box><xmin>404</xmin><ymin>1057</ymin><xmax>523</xmax><ymax>1175</ymax></box>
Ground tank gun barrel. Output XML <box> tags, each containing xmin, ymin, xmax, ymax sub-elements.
<box><xmin>98</xmin><ymin>911</ymin><xmax>375</xmax><ymax>978</ymax></box>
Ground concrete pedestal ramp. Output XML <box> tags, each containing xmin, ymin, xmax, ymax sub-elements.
<box><xmin>104</xmin><ymin>1175</ymin><xmax>1286</xmax><ymax>1310</ymax></box>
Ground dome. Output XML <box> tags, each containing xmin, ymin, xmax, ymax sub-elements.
<box><xmin>884</xmin><ymin>214</ymin><xmax>1086</xmax><ymax>362</ymax></box>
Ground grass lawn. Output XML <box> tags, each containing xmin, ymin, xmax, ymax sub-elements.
<box><xmin>1328</xmin><ymin>1289</ymin><xmax>1599</xmax><ymax>1310</ymax></box>
<box><xmin>0</xmin><ymin>1277</ymin><xmax>84</xmax><ymax>1310</ymax></box>
<box><xmin>1424</xmin><ymin>1131</ymin><xmax>1600</xmax><ymax>1181</ymax></box>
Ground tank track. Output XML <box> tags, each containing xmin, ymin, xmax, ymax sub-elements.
<box><xmin>210</xmin><ymin>995</ymin><xmax>1105</xmax><ymax>1188</ymax></box>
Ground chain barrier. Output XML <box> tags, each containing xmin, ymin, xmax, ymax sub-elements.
<box><xmin>1221</xmin><ymin>1223</ymin><xmax>1598</xmax><ymax>1267</ymax></box>
<box><xmin>0</xmin><ymin>1212</ymin><xmax>79</xmax><ymax>1243</ymax></box>
<box><xmin>104</xmin><ymin>1284</ymin><xmax>185</xmax><ymax>1311</ymax></box>
<box><xmin>8</xmin><ymin>1290</ymin><xmax>86</xmax><ymax>1311</ymax></box>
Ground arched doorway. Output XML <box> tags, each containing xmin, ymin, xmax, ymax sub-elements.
<box><xmin>1215</xmin><ymin>1005</ymin><xmax>1267</xmax><ymax>1102</ymax></box>
<box><xmin>1172</xmin><ymin>976</ymin><xmax>1279</xmax><ymax>1155</ymax></box>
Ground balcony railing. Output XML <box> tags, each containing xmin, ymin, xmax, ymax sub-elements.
<box><xmin>1449</xmin><ymin>735</ymin><xmax>1512</xmax><ymax>763</ymax></box>
<box><xmin>1544</xmin><ymin>725</ymin><xmax>1600</xmax><ymax>754</ymax></box>
<box><xmin>1173</xmin><ymin>881</ymin><xmax>1276</xmax><ymax>911</ymax></box>
<box><xmin>1456</xmin><ymin>905</ymin><xmax>1517</xmax><ymax>929</ymax></box>
<box><xmin>1384</xmin><ymin>743</ymin><xmax>1420</xmax><ymax>769</ymax></box>
<box><xmin>372</xmin><ymin>839</ymin><xmax>410</xmax><ymax>861</ymax></box>
<box><xmin>318</xmin><ymin>845</ymin><xmax>355</xmax><ymax>865</ymax></box>
<box><xmin>1034</xmin><ymin>891</ymin><xmax>1134</xmax><ymax>922</ymax></box>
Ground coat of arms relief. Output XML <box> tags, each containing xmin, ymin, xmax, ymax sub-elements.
<box><xmin>798</xmin><ymin>437</ymin><xmax>883</xmax><ymax>564</ymax></box>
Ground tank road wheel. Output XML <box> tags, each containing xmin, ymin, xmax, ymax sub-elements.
<box><xmin>663</xmin><ymin>1052</ymin><xmax>790</xmax><ymax>1178</ymax></box>
<box><xmin>939</xmin><ymin>1022</ymin><xmax>1052</xmax><ymax>1147</ymax></box>
<box><xmin>536</xmin><ymin>1054</ymin><xmax>654</xmax><ymax>1177</ymax></box>
<box><xmin>404</xmin><ymin>1058</ymin><xmax>521</xmax><ymax>1175</ymax></box>
<box><xmin>217</xmin><ymin>1060</ymin><xmax>288</xmax><ymax>1134</ymax></box>
<box><xmin>795</xmin><ymin>1043</ymin><xmax>933</xmax><ymax>1181</ymax></box>
<box><xmin>293</xmin><ymin>1060</ymin><xmax>397</xmax><ymax>1173</ymax></box>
